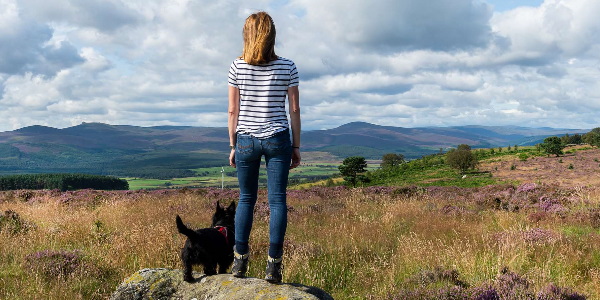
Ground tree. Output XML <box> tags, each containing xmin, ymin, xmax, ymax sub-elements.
<box><xmin>457</xmin><ymin>144</ymin><xmax>471</xmax><ymax>151</ymax></box>
<box><xmin>339</xmin><ymin>156</ymin><xmax>368</xmax><ymax>187</ymax></box>
<box><xmin>380</xmin><ymin>153</ymin><xmax>405</xmax><ymax>169</ymax></box>
<box><xmin>446</xmin><ymin>144</ymin><xmax>478</xmax><ymax>174</ymax></box>
<box><xmin>540</xmin><ymin>136</ymin><xmax>564</xmax><ymax>157</ymax></box>
<box><xmin>583</xmin><ymin>128</ymin><xmax>600</xmax><ymax>147</ymax></box>
<box><xmin>570</xmin><ymin>134</ymin><xmax>583</xmax><ymax>145</ymax></box>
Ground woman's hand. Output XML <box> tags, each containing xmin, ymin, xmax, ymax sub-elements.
<box><xmin>229</xmin><ymin>149</ymin><xmax>236</xmax><ymax>168</ymax></box>
<box><xmin>290</xmin><ymin>148</ymin><xmax>301</xmax><ymax>169</ymax></box>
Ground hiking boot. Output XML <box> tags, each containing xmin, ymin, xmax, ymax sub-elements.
<box><xmin>264</xmin><ymin>256</ymin><xmax>283</xmax><ymax>283</ymax></box>
<box><xmin>231</xmin><ymin>251</ymin><xmax>249</xmax><ymax>278</ymax></box>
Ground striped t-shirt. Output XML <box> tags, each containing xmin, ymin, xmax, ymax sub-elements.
<box><xmin>228</xmin><ymin>57</ymin><xmax>299</xmax><ymax>139</ymax></box>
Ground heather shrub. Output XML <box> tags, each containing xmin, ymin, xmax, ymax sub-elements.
<box><xmin>537</xmin><ymin>197</ymin><xmax>568</xmax><ymax>214</ymax></box>
<box><xmin>493</xmin><ymin>228</ymin><xmax>560</xmax><ymax>247</ymax></box>
<box><xmin>0</xmin><ymin>210</ymin><xmax>34</xmax><ymax>234</ymax></box>
<box><xmin>393</xmin><ymin>185</ymin><xmax>426</xmax><ymax>198</ymax></box>
<box><xmin>409</xmin><ymin>266</ymin><xmax>468</xmax><ymax>288</ymax></box>
<box><xmin>470</xmin><ymin>284</ymin><xmax>500</xmax><ymax>300</ymax></box>
<box><xmin>24</xmin><ymin>249</ymin><xmax>85</xmax><ymax>279</ymax></box>
<box><xmin>391</xmin><ymin>267</ymin><xmax>587</xmax><ymax>300</ymax></box>
<box><xmin>494</xmin><ymin>268</ymin><xmax>534</xmax><ymax>299</ymax></box>
<box><xmin>516</xmin><ymin>183</ymin><xmax>537</xmax><ymax>193</ymax></box>
<box><xmin>390</xmin><ymin>286</ymin><xmax>471</xmax><ymax>300</ymax></box>
<box><xmin>582</xmin><ymin>208</ymin><xmax>600</xmax><ymax>228</ymax></box>
<box><xmin>536</xmin><ymin>283</ymin><xmax>586</xmax><ymax>300</ymax></box>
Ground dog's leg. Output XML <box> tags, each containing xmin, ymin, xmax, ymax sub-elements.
<box><xmin>218</xmin><ymin>263</ymin><xmax>229</xmax><ymax>274</ymax></box>
<box><xmin>204</xmin><ymin>260</ymin><xmax>218</xmax><ymax>275</ymax></box>
<box><xmin>218</xmin><ymin>255</ymin><xmax>233</xmax><ymax>274</ymax></box>
<box><xmin>204</xmin><ymin>266</ymin><xmax>217</xmax><ymax>276</ymax></box>
<box><xmin>183</xmin><ymin>263</ymin><xmax>194</xmax><ymax>282</ymax></box>
<box><xmin>181</xmin><ymin>251</ymin><xmax>195</xmax><ymax>282</ymax></box>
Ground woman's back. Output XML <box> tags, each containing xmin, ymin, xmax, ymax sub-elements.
<box><xmin>228</xmin><ymin>57</ymin><xmax>299</xmax><ymax>138</ymax></box>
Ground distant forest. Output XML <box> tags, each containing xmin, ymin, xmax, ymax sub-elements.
<box><xmin>0</xmin><ymin>174</ymin><xmax>129</xmax><ymax>191</ymax></box>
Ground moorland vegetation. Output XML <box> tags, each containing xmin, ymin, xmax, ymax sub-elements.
<box><xmin>1</xmin><ymin>129</ymin><xmax>600</xmax><ymax>299</ymax></box>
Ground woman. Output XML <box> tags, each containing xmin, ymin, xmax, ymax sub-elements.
<box><xmin>227</xmin><ymin>11</ymin><xmax>301</xmax><ymax>283</ymax></box>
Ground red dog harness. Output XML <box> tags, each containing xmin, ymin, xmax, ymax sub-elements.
<box><xmin>214</xmin><ymin>226</ymin><xmax>232</xmax><ymax>246</ymax></box>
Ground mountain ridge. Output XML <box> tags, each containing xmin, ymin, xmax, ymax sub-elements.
<box><xmin>0</xmin><ymin>122</ymin><xmax>588</xmax><ymax>177</ymax></box>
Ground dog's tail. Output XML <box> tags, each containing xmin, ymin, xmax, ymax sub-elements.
<box><xmin>176</xmin><ymin>215</ymin><xmax>197</xmax><ymax>238</ymax></box>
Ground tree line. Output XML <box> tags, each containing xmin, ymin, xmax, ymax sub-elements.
<box><xmin>0</xmin><ymin>173</ymin><xmax>129</xmax><ymax>191</ymax></box>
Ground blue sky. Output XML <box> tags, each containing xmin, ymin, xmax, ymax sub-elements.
<box><xmin>1</xmin><ymin>0</ymin><xmax>599</xmax><ymax>132</ymax></box>
<box><xmin>488</xmin><ymin>0</ymin><xmax>544</xmax><ymax>11</ymax></box>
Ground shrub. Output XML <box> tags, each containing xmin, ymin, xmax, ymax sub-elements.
<box><xmin>495</xmin><ymin>267</ymin><xmax>534</xmax><ymax>299</ymax></box>
<box><xmin>390</xmin><ymin>267</ymin><xmax>586</xmax><ymax>300</ymax></box>
<box><xmin>536</xmin><ymin>283</ymin><xmax>586</xmax><ymax>300</ymax></box>
<box><xmin>0</xmin><ymin>210</ymin><xmax>34</xmax><ymax>235</ymax></box>
<box><xmin>23</xmin><ymin>249</ymin><xmax>84</xmax><ymax>278</ymax></box>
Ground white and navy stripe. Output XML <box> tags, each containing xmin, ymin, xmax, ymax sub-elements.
<box><xmin>228</xmin><ymin>57</ymin><xmax>299</xmax><ymax>139</ymax></box>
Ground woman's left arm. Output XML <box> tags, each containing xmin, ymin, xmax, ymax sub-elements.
<box><xmin>288</xmin><ymin>86</ymin><xmax>301</xmax><ymax>169</ymax></box>
<box><xmin>228</xmin><ymin>85</ymin><xmax>240</xmax><ymax>167</ymax></box>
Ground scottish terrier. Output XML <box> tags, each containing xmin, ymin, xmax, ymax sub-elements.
<box><xmin>176</xmin><ymin>201</ymin><xmax>236</xmax><ymax>282</ymax></box>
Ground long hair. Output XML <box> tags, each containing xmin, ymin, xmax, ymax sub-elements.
<box><xmin>241</xmin><ymin>12</ymin><xmax>277</xmax><ymax>65</ymax></box>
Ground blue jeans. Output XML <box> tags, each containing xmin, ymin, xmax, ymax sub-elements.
<box><xmin>234</xmin><ymin>130</ymin><xmax>292</xmax><ymax>258</ymax></box>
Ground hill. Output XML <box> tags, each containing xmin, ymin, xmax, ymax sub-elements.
<box><xmin>0</xmin><ymin>122</ymin><xmax>586</xmax><ymax>177</ymax></box>
<box><xmin>360</xmin><ymin>144</ymin><xmax>600</xmax><ymax>189</ymax></box>
<box><xmin>302</xmin><ymin>122</ymin><xmax>585</xmax><ymax>158</ymax></box>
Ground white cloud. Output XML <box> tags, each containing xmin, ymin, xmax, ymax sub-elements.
<box><xmin>1</xmin><ymin>0</ymin><xmax>599</xmax><ymax>132</ymax></box>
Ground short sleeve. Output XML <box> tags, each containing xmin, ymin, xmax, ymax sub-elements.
<box><xmin>289</xmin><ymin>62</ymin><xmax>299</xmax><ymax>87</ymax></box>
<box><xmin>228</xmin><ymin>60</ymin><xmax>238</xmax><ymax>88</ymax></box>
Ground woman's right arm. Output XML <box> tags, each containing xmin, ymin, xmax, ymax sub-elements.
<box><xmin>228</xmin><ymin>85</ymin><xmax>240</xmax><ymax>168</ymax></box>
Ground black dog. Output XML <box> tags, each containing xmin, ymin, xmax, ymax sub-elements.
<box><xmin>176</xmin><ymin>201</ymin><xmax>236</xmax><ymax>282</ymax></box>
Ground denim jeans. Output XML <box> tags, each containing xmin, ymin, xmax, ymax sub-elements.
<box><xmin>234</xmin><ymin>129</ymin><xmax>292</xmax><ymax>258</ymax></box>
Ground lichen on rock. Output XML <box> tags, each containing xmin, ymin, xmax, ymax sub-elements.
<box><xmin>110</xmin><ymin>268</ymin><xmax>333</xmax><ymax>300</ymax></box>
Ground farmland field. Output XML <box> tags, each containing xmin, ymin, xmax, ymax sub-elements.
<box><xmin>124</xmin><ymin>154</ymin><xmax>343</xmax><ymax>190</ymax></box>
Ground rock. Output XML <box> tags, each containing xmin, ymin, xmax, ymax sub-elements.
<box><xmin>110</xmin><ymin>268</ymin><xmax>334</xmax><ymax>300</ymax></box>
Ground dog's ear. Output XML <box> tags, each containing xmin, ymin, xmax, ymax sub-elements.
<box><xmin>215</xmin><ymin>201</ymin><xmax>223</xmax><ymax>212</ymax></box>
<box><xmin>227</xmin><ymin>201</ymin><xmax>236</xmax><ymax>212</ymax></box>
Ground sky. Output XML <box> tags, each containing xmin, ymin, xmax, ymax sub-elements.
<box><xmin>1</xmin><ymin>0</ymin><xmax>599</xmax><ymax>132</ymax></box>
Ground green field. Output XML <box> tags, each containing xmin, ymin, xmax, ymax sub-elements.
<box><xmin>125</xmin><ymin>160</ymin><xmax>343</xmax><ymax>190</ymax></box>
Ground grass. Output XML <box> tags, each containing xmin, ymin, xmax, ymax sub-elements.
<box><xmin>1</xmin><ymin>185</ymin><xmax>599</xmax><ymax>299</ymax></box>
